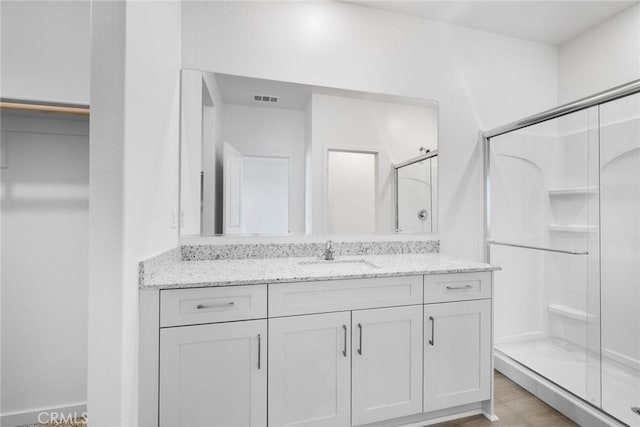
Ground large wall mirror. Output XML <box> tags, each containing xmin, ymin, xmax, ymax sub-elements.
<box><xmin>179</xmin><ymin>69</ymin><xmax>438</xmax><ymax>237</ymax></box>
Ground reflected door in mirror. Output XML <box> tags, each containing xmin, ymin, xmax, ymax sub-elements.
<box><xmin>327</xmin><ymin>150</ymin><xmax>376</xmax><ymax>234</ymax></box>
<box><xmin>224</xmin><ymin>141</ymin><xmax>289</xmax><ymax>235</ymax></box>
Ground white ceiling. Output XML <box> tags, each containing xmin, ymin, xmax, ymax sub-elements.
<box><xmin>348</xmin><ymin>1</ymin><xmax>639</xmax><ymax>45</ymax></box>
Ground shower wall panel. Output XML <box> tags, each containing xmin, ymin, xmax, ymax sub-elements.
<box><xmin>600</xmin><ymin>93</ymin><xmax>640</xmax><ymax>426</ymax></box>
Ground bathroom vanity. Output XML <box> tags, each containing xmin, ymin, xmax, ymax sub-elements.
<box><xmin>138</xmin><ymin>243</ymin><xmax>499</xmax><ymax>427</ymax></box>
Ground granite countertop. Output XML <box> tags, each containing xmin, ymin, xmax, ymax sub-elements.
<box><xmin>141</xmin><ymin>253</ymin><xmax>499</xmax><ymax>290</ymax></box>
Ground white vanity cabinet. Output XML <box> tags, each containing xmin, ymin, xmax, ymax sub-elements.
<box><xmin>268</xmin><ymin>304</ymin><xmax>424</xmax><ymax>427</ymax></box>
<box><xmin>157</xmin><ymin>285</ymin><xmax>268</xmax><ymax>427</ymax></box>
<box><xmin>423</xmin><ymin>273</ymin><xmax>492</xmax><ymax>413</ymax></box>
<box><xmin>142</xmin><ymin>270</ymin><xmax>495</xmax><ymax>427</ymax></box>
<box><xmin>351</xmin><ymin>305</ymin><xmax>423</xmax><ymax>425</ymax></box>
<box><xmin>159</xmin><ymin>320</ymin><xmax>267</xmax><ymax>427</ymax></box>
<box><xmin>267</xmin><ymin>276</ymin><xmax>425</xmax><ymax>427</ymax></box>
<box><xmin>268</xmin><ymin>312</ymin><xmax>352</xmax><ymax>427</ymax></box>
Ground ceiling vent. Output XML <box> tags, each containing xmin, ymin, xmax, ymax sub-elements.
<box><xmin>253</xmin><ymin>94</ymin><xmax>278</xmax><ymax>103</ymax></box>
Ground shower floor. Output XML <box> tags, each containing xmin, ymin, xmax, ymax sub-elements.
<box><xmin>497</xmin><ymin>337</ymin><xmax>640</xmax><ymax>426</ymax></box>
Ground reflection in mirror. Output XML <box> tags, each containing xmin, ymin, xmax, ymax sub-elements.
<box><xmin>395</xmin><ymin>151</ymin><xmax>438</xmax><ymax>233</ymax></box>
<box><xmin>327</xmin><ymin>150</ymin><xmax>377</xmax><ymax>234</ymax></box>
<box><xmin>179</xmin><ymin>69</ymin><xmax>438</xmax><ymax>236</ymax></box>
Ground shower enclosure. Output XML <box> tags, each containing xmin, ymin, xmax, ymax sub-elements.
<box><xmin>394</xmin><ymin>149</ymin><xmax>438</xmax><ymax>233</ymax></box>
<box><xmin>484</xmin><ymin>80</ymin><xmax>640</xmax><ymax>426</ymax></box>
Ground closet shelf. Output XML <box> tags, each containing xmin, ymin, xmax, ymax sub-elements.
<box><xmin>548</xmin><ymin>186</ymin><xmax>598</xmax><ymax>196</ymax></box>
<box><xmin>548</xmin><ymin>224</ymin><xmax>597</xmax><ymax>233</ymax></box>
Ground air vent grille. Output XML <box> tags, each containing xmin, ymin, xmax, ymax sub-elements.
<box><xmin>253</xmin><ymin>94</ymin><xmax>278</xmax><ymax>103</ymax></box>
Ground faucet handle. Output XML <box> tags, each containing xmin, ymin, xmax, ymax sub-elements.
<box><xmin>323</xmin><ymin>240</ymin><xmax>335</xmax><ymax>260</ymax></box>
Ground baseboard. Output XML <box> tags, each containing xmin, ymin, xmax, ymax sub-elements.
<box><xmin>359</xmin><ymin>402</ymin><xmax>484</xmax><ymax>427</ymax></box>
<box><xmin>495</xmin><ymin>351</ymin><xmax>625</xmax><ymax>427</ymax></box>
<box><xmin>1</xmin><ymin>402</ymin><xmax>87</xmax><ymax>427</ymax></box>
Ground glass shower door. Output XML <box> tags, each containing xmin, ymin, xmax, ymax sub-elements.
<box><xmin>395</xmin><ymin>156</ymin><xmax>437</xmax><ymax>233</ymax></box>
<box><xmin>489</xmin><ymin>106</ymin><xmax>602</xmax><ymax>407</ymax></box>
<box><xmin>599</xmin><ymin>92</ymin><xmax>640</xmax><ymax>426</ymax></box>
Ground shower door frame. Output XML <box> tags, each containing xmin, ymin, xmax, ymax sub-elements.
<box><xmin>483</xmin><ymin>78</ymin><xmax>640</xmax><ymax>259</ymax></box>
<box><xmin>482</xmin><ymin>78</ymin><xmax>640</xmax><ymax>425</ymax></box>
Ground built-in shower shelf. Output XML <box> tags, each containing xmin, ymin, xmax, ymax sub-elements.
<box><xmin>548</xmin><ymin>186</ymin><xmax>598</xmax><ymax>196</ymax></box>
<box><xmin>547</xmin><ymin>304</ymin><xmax>596</xmax><ymax>322</ymax></box>
<box><xmin>548</xmin><ymin>224</ymin><xmax>597</xmax><ymax>233</ymax></box>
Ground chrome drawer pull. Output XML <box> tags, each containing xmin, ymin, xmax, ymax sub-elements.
<box><xmin>257</xmin><ymin>334</ymin><xmax>262</xmax><ymax>370</ymax></box>
<box><xmin>342</xmin><ymin>325</ymin><xmax>347</xmax><ymax>357</ymax></box>
<box><xmin>429</xmin><ymin>316</ymin><xmax>435</xmax><ymax>346</ymax></box>
<box><xmin>445</xmin><ymin>285</ymin><xmax>473</xmax><ymax>290</ymax></box>
<box><xmin>196</xmin><ymin>301</ymin><xmax>235</xmax><ymax>309</ymax></box>
<box><xmin>357</xmin><ymin>323</ymin><xmax>363</xmax><ymax>355</ymax></box>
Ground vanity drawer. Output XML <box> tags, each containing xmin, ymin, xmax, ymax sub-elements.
<box><xmin>424</xmin><ymin>272</ymin><xmax>491</xmax><ymax>303</ymax></box>
<box><xmin>269</xmin><ymin>276</ymin><xmax>423</xmax><ymax>317</ymax></box>
<box><xmin>160</xmin><ymin>285</ymin><xmax>267</xmax><ymax>327</ymax></box>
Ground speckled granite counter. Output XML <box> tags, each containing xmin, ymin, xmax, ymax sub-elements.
<box><xmin>140</xmin><ymin>253</ymin><xmax>499</xmax><ymax>290</ymax></box>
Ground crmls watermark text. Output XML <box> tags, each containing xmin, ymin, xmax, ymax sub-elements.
<box><xmin>37</xmin><ymin>411</ymin><xmax>88</xmax><ymax>424</ymax></box>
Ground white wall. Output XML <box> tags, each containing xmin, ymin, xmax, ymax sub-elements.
<box><xmin>182</xmin><ymin>1</ymin><xmax>558</xmax><ymax>260</ymax></box>
<box><xmin>89</xmin><ymin>1</ymin><xmax>181</xmax><ymax>426</ymax></box>
<box><xmin>0</xmin><ymin>1</ymin><xmax>90</xmax><ymax>105</ymax></box>
<box><xmin>558</xmin><ymin>4</ymin><xmax>640</xmax><ymax>103</ymax></box>
<box><xmin>1</xmin><ymin>113</ymin><xmax>89</xmax><ymax>425</ymax></box>
<box><xmin>222</xmin><ymin>104</ymin><xmax>306</xmax><ymax>234</ymax></box>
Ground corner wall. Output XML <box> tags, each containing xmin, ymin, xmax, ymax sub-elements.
<box><xmin>559</xmin><ymin>3</ymin><xmax>640</xmax><ymax>103</ymax></box>
<box><xmin>89</xmin><ymin>1</ymin><xmax>181</xmax><ymax>425</ymax></box>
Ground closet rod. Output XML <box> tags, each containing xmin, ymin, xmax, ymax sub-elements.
<box><xmin>0</xmin><ymin>101</ymin><xmax>90</xmax><ymax>116</ymax></box>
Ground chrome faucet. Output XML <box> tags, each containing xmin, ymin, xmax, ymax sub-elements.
<box><xmin>323</xmin><ymin>240</ymin><xmax>335</xmax><ymax>261</ymax></box>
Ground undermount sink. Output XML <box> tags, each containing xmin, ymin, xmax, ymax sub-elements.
<box><xmin>298</xmin><ymin>259</ymin><xmax>381</xmax><ymax>270</ymax></box>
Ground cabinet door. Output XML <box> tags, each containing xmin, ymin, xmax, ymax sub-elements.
<box><xmin>352</xmin><ymin>305</ymin><xmax>423</xmax><ymax>425</ymax></box>
<box><xmin>424</xmin><ymin>300</ymin><xmax>491</xmax><ymax>412</ymax></box>
<box><xmin>159</xmin><ymin>320</ymin><xmax>267</xmax><ymax>427</ymax></box>
<box><xmin>269</xmin><ymin>312</ymin><xmax>351</xmax><ymax>427</ymax></box>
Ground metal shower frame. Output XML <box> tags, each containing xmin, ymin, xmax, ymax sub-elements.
<box><xmin>482</xmin><ymin>78</ymin><xmax>640</xmax><ymax>262</ymax></box>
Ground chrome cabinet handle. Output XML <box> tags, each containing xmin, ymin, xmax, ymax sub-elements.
<box><xmin>446</xmin><ymin>285</ymin><xmax>473</xmax><ymax>290</ymax></box>
<box><xmin>342</xmin><ymin>325</ymin><xmax>347</xmax><ymax>357</ymax></box>
<box><xmin>429</xmin><ymin>316</ymin><xmax>435</xmax><ymax>346</ymax></box>
<box><xmin>257</xmin><ymin>334</ymin><xmax>261</xmax><ymax>370</ymax></box>
<box><xmin>357</xmin><ymin>323</ymin><xmax>363</xmax><ymax>355</ymax></box>
<box><xmin>196</xmin><ymin>301</ymin><xmax>235</xmax><ymax>309</ymax></box>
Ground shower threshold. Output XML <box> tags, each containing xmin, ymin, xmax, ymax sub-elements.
<box><xmin>495</xmin><ymin>342</ymin><xmax>637</xmax><ymax>427</ymax></box>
